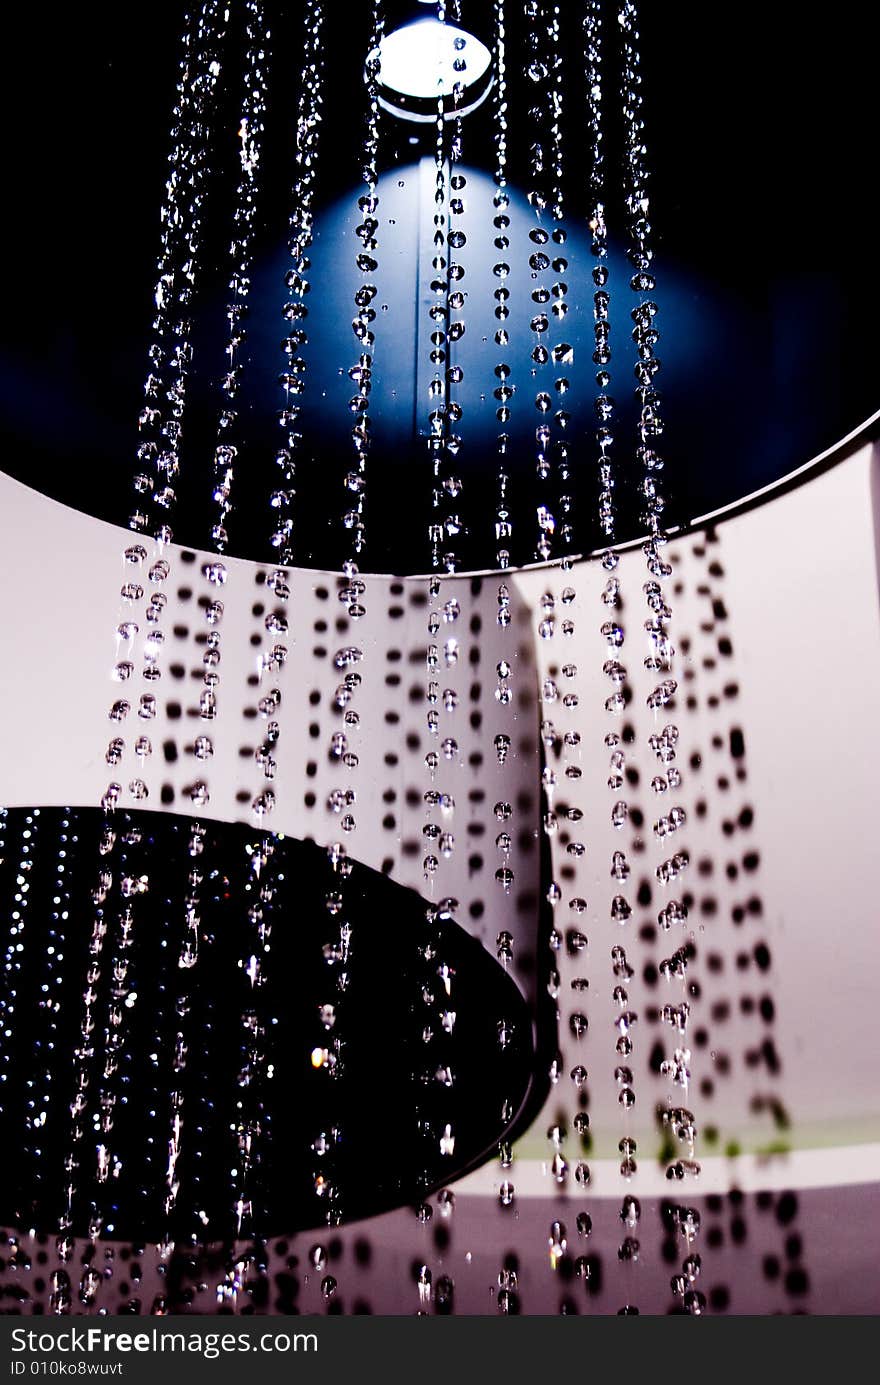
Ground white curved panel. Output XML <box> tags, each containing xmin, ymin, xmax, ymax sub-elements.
<box><xmin>1</xmin><ymin>444</ymin><xmax>879</xmax><ymax>1158</ymax></box>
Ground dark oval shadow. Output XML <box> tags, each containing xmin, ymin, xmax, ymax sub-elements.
<box><xmin>0</xmin><ymin>807</ymin><xmax>539</xmax><ymax>1240</ymax></box>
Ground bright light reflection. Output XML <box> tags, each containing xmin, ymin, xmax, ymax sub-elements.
<box><xmin>377</xmin><ymin>18</ymin><xmax>491</xmax><ymax>102</ymax></box>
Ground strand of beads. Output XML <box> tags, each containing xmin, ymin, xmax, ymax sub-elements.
<box><xmin>489</xmin><ymin>4</ymin><xmax>523</xmax><ymax>1069</ymax></box>
<box><xmin>131</xmin><ymin>0</ymin><xmax>228</xmax><ymax>544</ymax></box>
<box><xmin>541</xmin><ymin>585</ymin><xmax>595</xmax><ymax>1267</ymax></box>
<box><xmin>345</xmin><ymin>1</ymin><xmax>384</xmax><ymax>563</ymax></box>
<box><xmin>209</xmin><ymin>827</ymin><xmax>280</xmax><ymax>1309</ymax></box>
<box><xmin>582</xmin><ymin>0</ymin><xmax>613</xmax><ymax>545</ymax></box>
<box><xmin>524</xmin><ymin>0</ymin><xmax>555</xmax><ymax>562</ymax></box>
<box><xmin>161</xmin><ymin>822</ymin><xmax>207</xmax><ymax>1239</ymax></box>
<box><xmin>547</xmin><ymin>10</ymin><xmax>590</xmax><ymax>1196</ymax></box>
<box><xmin>528</xmin><ymin>3</ymin><xmax>571</xmax><ymax>569</ymax></box>
<box><xmin>246</xmin><ymin>568</ymin><xmax>289</xmax><ymax>822</ymax></box>
<box><xmin>90</xmin><ymin>815</ymin><xmax>152</xmax><ymax>1238</ymax></box>
<box><xmin>582</xmin><ymin>0</ymin><xmax>637</xmax><ymax>1129</ymax></box>
<box><xmin>545</xmin><ymin>7</ymin><xmax>583</xmax><ymax>1223</ymax></box>
<box><xmin>441</xmin><ymin>29</ymin><xmax>470</xmax><ymax>1210</ymax></box>
<box><xmin>0</xmin><ymin>810</ymin><xmax>41</xmax><ymax>1191</ymax></box>
<box><xmin>425</xmin><ymin>0</ymin><xmax>470</xmax><ymax>935</ymax></box>
<box><xmin>617</xmin><ymin>0</ymin><xmax>703</xmax><ymax>1310</ymax></box>
<box><xmin>209</xmin><ymin>0</ymin><xmax>270</xmax><ymax>554</ymax></box>
<box><xmin>228</xmin><ymin>832</ymin><xmax>279</xmax><ymax>1254</ymax></box>
<box><xmin>0</xmin><ymin>811</ymin><xmax>35</xmax><ymax>1097</ymax></box>
<box><xmin>418</xmin><ymin>576</ymin><xmax>464</xmax><ymax>1196</ymax></box>
<box><xmin>581</xmin><ymin>0</ymin><xmax>646</xmax><ymax>1304</ymax></box>
<box><xmin>36</xmin><ymin>817</ymin><xmax>74</xmax><ymax>1209</ymax></box>
<box><xmin>421</xmin><ymin>0</ymin><xmax>469</xmax><ymax>904</ymax></box>
<box><xmin>220</xmin><ymin>559</ymin><xmax>290</xmax><ymax>1284</ymax></box>
<box><xmin>121</xmin><ymin>2</ymin><xmax>230</xmax><ymax>823</ymax></box>
<box><xmin>547</xmin><ymin>4</ymin><xmax>564</xmax><ymax>224</ymax></box>
<box><xmin>90</xmin><ymin>11</ymin><xmax>223</xmax><ymax>1279</ymax></box>
<box><xmin>427</xmin><ymin>1</ymin><xmax>449</xmax><ymax>573</ymax></box>
<box><xmin>409</xmin><ymin>6</ymin><xmax>467</xmax><ymax>1239</ymax></box>
<box><xmin>273</xmin><ymin>0</ymin><xmax>326</xmax><ymax>562</ymax></box>
<box><xmin>121</xmin><ymin>819</ymin><xmax>208</xmax><ymax>1313</ymax></box>
<box><xmin>311</xmin><ymin>832</ymin><xmax>349</xmax><ymax>1231</ymax></box>
<box><xmin>490</xmin><ymin>0</ymin><xmax>516</xmax><ymax>858</ymax></box>
<box><xmin>520</xmin><ymin>1</ymin><xmax>590</xmax><ymax>1307</ymax></box>
<box><xmin>523</xmin><ymin>2</ymin><xmax>583</xmax><ymax>1302</ymax></box>
<box><xmin>115</xmin><ymin>11</ymin><xmax>227</xmax><ymax>821</ymax></box>
<box><xmin>167</xmin><ymin>554</ymin><xmax>221</xmax><ymax>1217</ymax></box>
<box><xmin>424</xmin><ymin>0</ymin><xmax>469</xmax><ymax>1021</ymax></box>
<box><xmin>66</xmin><ymin>560</ymin><xmax>157</xmax><ymax>1273</ymax></box>
<box><xmin>110</xmin><ymin>547</ymin><xmax>160</xmax><ymax>826</ymax></box>
<box><xmin>0</xmin><ymin>808</ymin><xmax>7</xmax><ymax>1083</ymax></box>
<box><xmin>54</xmin><ymin>813</ymin><xmax>121</xmax><ymax>1277</ymax></box>
<box><xmin>535</xmin><ymin>611</ymin><xmax>569</xmax><ymax>1204</ymax></box>
<box><xmin>545</xmin><ymin>0</ymin><xmax>572</xmax><ymax>566</ymax></box>
<box><xmin>309</xmin><ymin>0</ymin><xmax>385</xmax><ymax>1245</ymax></box>
<box><xmin>437</xmin><ymin>0</ymin><xmax>468</xmax><ymax>570</ymax></box>
<box><xmin>491</xmin><ymin>0</ymin><xmax>514</xmax><ymax>572</ymax></box>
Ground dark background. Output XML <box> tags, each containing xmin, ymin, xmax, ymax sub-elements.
<box><xmin>0</xmin><ymin>0</ymin><xmax>875</xmax><ymax>572</ymax></box>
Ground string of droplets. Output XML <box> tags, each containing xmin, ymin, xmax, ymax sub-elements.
<box><xmin>0</xmin><ymin>809</ymin><xmax>7</xmax><ymax>1069</ymax></box>
<box><xmin>619</xmin><ymin>0</ymin><xmax>693</xmax><ymax>1084</ymax></box>
<box><xmin>417</xmin><ymin>626</ymin><xmax>466</xmax><ymax>1262</ymax></box>
<box><xmin>209</xmin><ymin>0</ymin><xmax>322</xmax><ymax>1289</ymax></box>
<box><xmin>25</xmin><ymin>814</ymin><xmax>71</xmax><ymax>1207</ymax></box>
<box><xmin>522</xmin><ymin>1</ymin><xmax>591</xmax><ymax>1281</ymax></box>
<box><xmin>227</xmin><ymin>833</ymin><xmax>277</xmax><ymax>1252</ymax></box>
<box><xmin>488</xmin><ymin>0</ymin><xmax>522</xmax><ymax>1233</ymax></box>
<box><xmin>0</xmin><ymin>809</ymin><xmax>26</xmax><ymax>1093</ymax></box>
<box><xmin>88</xmin><ymin>1</ymin><xmax>235</xmax><ymax>1299</ymax></box>
<box><xmin>273</xmin><ymin>0</ymin><xmax>326</xmax><ymax>563</ymax></box>
<box><xmin>210</xmin><ymin>0</ymin><xmax>270</xmax><ymax>555</ymax></box>
<box><xmin>487</xmin><ymin>21</ymin><xmax>534</xmax><ymax>1241</ymax></box>
<box><xmin>115</xmin><ymin>5</ymin><xmax>234</xmax><ymax>814</ymax></box>
<box><xmin>219</xmin><ymin>44</ymin><xmax>303</xmax><ymax>1264</ymax></box>
<box><xmin>345</xmin><ymin>1</ymin><xmax>385</xmax><ymax>565</ymax></box>
<box><xmin>615</xmin><ymin>0</ymin><xmax>703</xmax><ymax>1309</ymax></box>
<box><xmin>427</xmin><ymin>1</ymin><xmax>462</xmax><ymax>575</ymax></box>
<box><xmin>441</xmin><ymin>0</ymin><xmax>468</xmax><ymax>575</ymax></box>
<box><xmin>580</xmin><ymin>0</ymin><xmax>643</xmax><ymax>1237</ymax></box>
<box><xmin>524</xmin><ymin>0</ymin><xmax>569</xmax><ymax>566</ymax></box>
<box><xmin>492</xmin><ymin>0</ymin><xmax>514</xmax><ymax>575</ymax></box>
<box><xmin>0</xmin><ymin>811</ymin><xmax>41</xmax><ymax>1189</ymax></box>
<box><xmin>411</xmin><ymin>0</ymin><xmax>467</xmax><ymax>1273</ymax></box>
<box><xmin>218</xmin><ymin>566</ymin><xmax>290</xmax><ymax>1285</ymax></box>
<box><xmin>109</xmin><ymin>542</ymin><xmax>176</xmax><ymax>815</ymax></box>
<box><xmin>489</xmin><ymin>0</ymin><xmax>518</xmax><ymax>931</ymax></box>
<box><xmin>562</xmin><ymin>1</ymin><xmax>639</xmax><ymax>1258</ymax></box>
<box><xmin>418</xmin><ymin>783</ymin><xmax>467</xmax><ymax>1244</ymax></box>
<box><xmin>306</xmin><ymin>2</ymin><xmax>386</xmax><ymax>1249</ymax></box>
<box><xmin>573</xmin><ymin>0</ymin><xmax>643</xmax><ymax>1296</ymax></box>
<box><xmin>130</xmin><ymin>0</ymin><xmax>228</xmax><ymax>545</ymax></box>
<box><xmin>445</xmin><ymin>27</ymin><xmax>476</xmax><ymax>1210</ymax></box>
<box><xmin>583</xmin><ymin>0</ymin><xmax>613</xmax><ymax>547</ymax></box>
<box><xmin>77</xmin><ymin>534</ymin><xmax>173</xmax><ymax>1286</ymax></box>
<box><xmin>216</xmin><ymin>554</ymin><xmax>289</xmax><ymax>1300</ymax></box>
<box><xmin>160</xmin><ymin>821</ymin><xmax>206</xmax><ymax>1264</ymax></box>
<box><xmin>55</xmin><ymin>810</ymin><xmax>122</xmax><ymax>1282</ymax></box>
<box><xmin>92</xmin><ymin>817</ymin><xmax>152</xmax><ymax>1242</ymax></box>
<box><xmin>540</xmin><ymin>618</ymin><xmax>593</xmax><ymax>1280</ymax></box>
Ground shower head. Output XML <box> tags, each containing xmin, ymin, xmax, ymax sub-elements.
<box><xmin>375</xmin><ymin>12</ymin><xmax>493</xmax><ymax>122</ymax></box>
